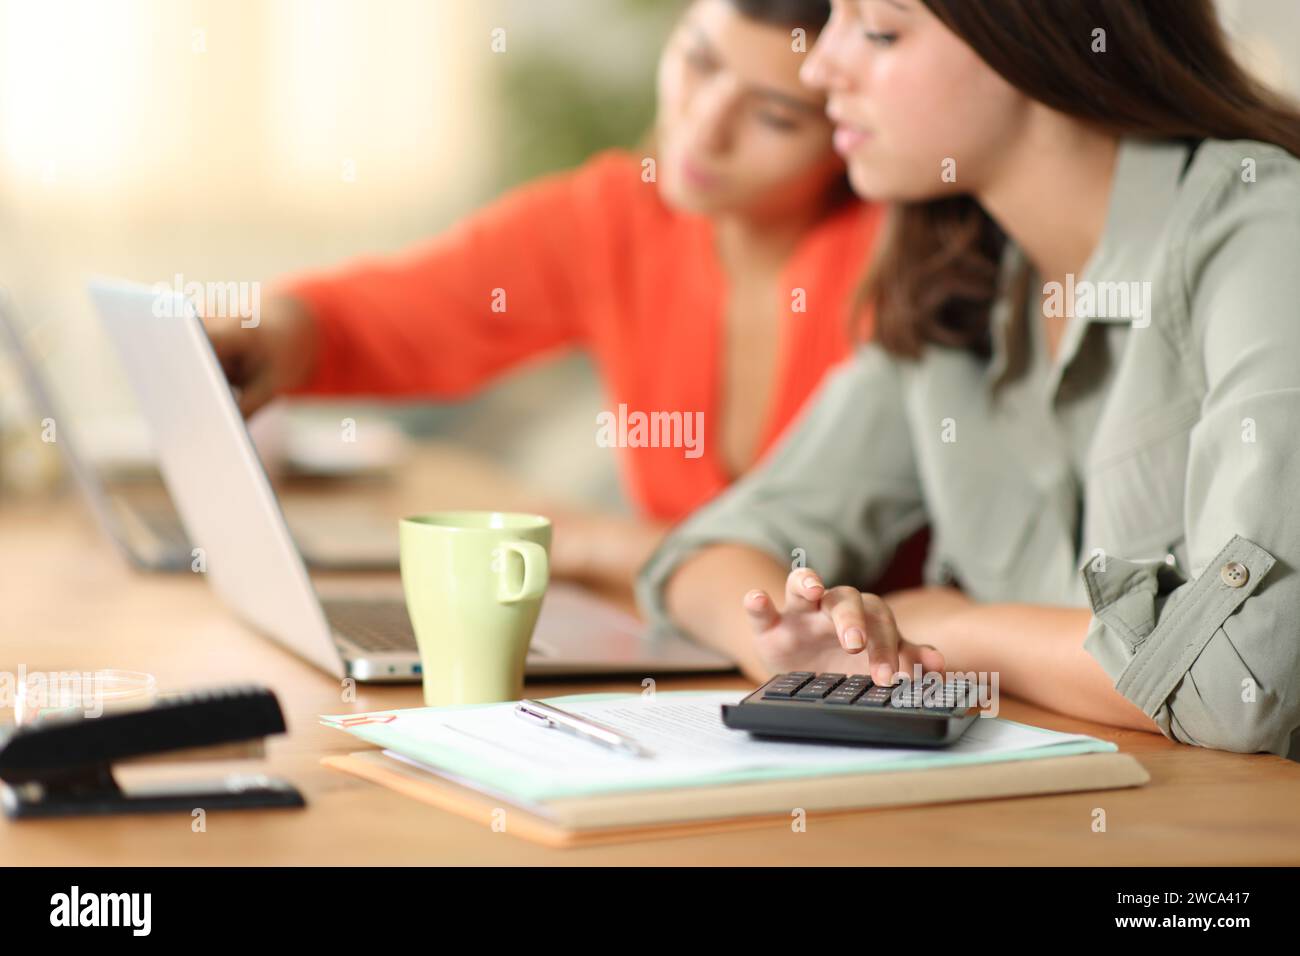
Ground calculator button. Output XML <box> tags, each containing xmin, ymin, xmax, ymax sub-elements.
<box><xmin>794</xmin><ymin>676</ymin><xmax>844</xmax><ymax>699</ymax></box>
<box><xmin>891</xmin><ymin>682</ymin><xmax>968</xmax><ymax>710</ymax></box>
<box><xmin>825</xmin><ymin>689</ymin><xmax>866</xmax><ymax>705</ymax></box>
<box><xmin>854</xmin><ymin>686</ymin><xmax>894</xmax><ymax>707</ymax></box>
<box><xmin>891</xmin><ymin>686</ymin><xmax>923</xmax><ymax>708</ymax></box>
<box><xmin>762</xmin><ymin>687</ymin><xmax>800</xmax><ymax>699</ymax></box>
<box><xmin>762</xmin><ymin>674</ymin><xmax>814</xmax><ymax>698</ymax></box>
<box><xmin>825</xmin><ymin>677</ymin><xmax>870</xmax><ymax>704</ymax></box>
<box><xmin>765</xmin><ymin>673</ymin><xmax>812</xmax><ymax>686</ymax></box>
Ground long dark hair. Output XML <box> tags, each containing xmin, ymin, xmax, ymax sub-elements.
<box><xmin>864</xmin><ymin>0</ymin><xmax>1300</xmax><ymax>361</ymax></box>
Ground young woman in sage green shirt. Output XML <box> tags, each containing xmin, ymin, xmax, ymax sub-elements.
<box><xmin>637</xmin><ymin>0</ymin><xmax>1300</xmax><ymax>758</ymax></box>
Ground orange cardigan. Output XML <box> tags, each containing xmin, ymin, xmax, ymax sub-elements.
<box><xmin>284</xmin><ymin>149</ymin><xmax>882</xmax><ymax>524</ymax></box>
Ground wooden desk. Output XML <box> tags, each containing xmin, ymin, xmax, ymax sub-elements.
<box><xmin>3</xmin><ymin>455</ymin><xmax>1300</xmax><ymax>865</ymax></box>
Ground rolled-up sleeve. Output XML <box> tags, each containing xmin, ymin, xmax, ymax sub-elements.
<box><xmin>636</xmin><ymin>344</ymin><xmax>927</xmax><ymax>631</ymax></box>
<box><xmin>1082</xmin><ymin>160</ymin><xmax>1300</xmax><ymax>759</ymax></box>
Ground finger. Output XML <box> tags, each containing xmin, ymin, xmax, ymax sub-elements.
<box><xmin>857</xmin><ymin>592</ymin><xmax>903</xmax><ymax>686</ymax></box>
<box><xmin>915</xmin><ymin>643</ymin><xmax>946</xmax><ymax>675</ymax></box>
<box><xmin>819</xmin><ymin>586</ymin><xmax>870</xmax><ymax>654</ymax></box>
<box><xmin>198</xmin><ymin>303</ymin><xmax>237</xmax><ymax>335</ymax></box>
<box><xmin>205</xmin><ymin>324</ymin><xmax>247</xmax><ymax>374</ymax></box>
<box><xmin>217</xmin><ymin>351</ymin><xmax>250</xmax><ymax>390</ymax></box>
<box><xmin>742</xmin><ymin>589</ymin><xmax>781</xmax><ymax>633</ymax></box>
<box><xmin>783</xmin><ymin>568</ymin><xmax>825</xmax><ymax>614</ymax></box>
<box><xmin>895</xmin><ymin>644</ymin><xmax>930</xmax><ymax>685</ymax></box>
<box><xmin>236</xmin><ymin>375</ymin><xmax>276</xmax><ymax>418</ymax></box>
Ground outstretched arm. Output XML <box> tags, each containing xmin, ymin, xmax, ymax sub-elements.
<box><xmin>906</xmin><ymin>597</ymin><xmax>1161</xmax><ymax>732</ymax></box>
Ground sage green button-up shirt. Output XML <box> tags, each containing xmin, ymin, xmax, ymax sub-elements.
<box><xmin>637</xmin><ymin>137</ymin><xmax>1300</xmax><ymax>760</ymax></box>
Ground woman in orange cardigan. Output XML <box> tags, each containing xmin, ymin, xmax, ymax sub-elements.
<box><xmin>206</xmin><ymin>0</ymin><xmax>918</xmax><ymax>592</ymax></box>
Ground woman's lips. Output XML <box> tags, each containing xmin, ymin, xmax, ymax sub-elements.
<box><xmin>833</xmin><ymin>124</ymin><xmax>871</xmax><ymax>156</ymax></box>
<box><xmin>680</xmin><ymin>156</ymin><xmax>720</xmax><ymax>190</ymax></box>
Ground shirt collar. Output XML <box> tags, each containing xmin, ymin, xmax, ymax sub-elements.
<box><xmin>986</xmin><ymin>136</ymin><xmax>1195</xmax><ymax>386</ymax></box>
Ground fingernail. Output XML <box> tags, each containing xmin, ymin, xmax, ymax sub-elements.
<box><xmin>744</xmin><ymin>590</ymin><xmax>764</xmax><ymax>604</ymax></box>
<box><xmin>802</xmin><ymin>576</ymin><xmax>822</xmax><ymax>591</ymax></box>
<box><xmin>843</xmin><ymin>627</ymin><xmax>865</xmax><ymax>651</ymax></box>
<box><xmin>874</xmin><ymin>664</ymin><xmax>894</xmax><ymax>685</ymax></box>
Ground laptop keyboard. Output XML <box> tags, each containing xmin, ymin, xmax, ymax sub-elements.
<box><xmin>322</xmin><ymin>599</ymin><xmax>417</xmax><ymax>652</ymax></box>
<box><xmin>132</xmin><ymin>506</ymin><xmax>191</xmax><ymax>553</ymax></box>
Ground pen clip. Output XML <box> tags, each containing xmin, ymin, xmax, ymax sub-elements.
<box><xmin>513</xmin><ymin>700</ymin><xmax>653</xmax><ymax>758</ymax></box>
<box><xmin>513</xmin><ymin>703</ymin><xmax>554</xmax><ymax>728</ymax></box>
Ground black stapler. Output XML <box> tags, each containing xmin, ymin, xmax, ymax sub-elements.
<box><xmin>0</xmin><ymin>684</ymin><xmax>305</xmax><ymax>818</ymax></box>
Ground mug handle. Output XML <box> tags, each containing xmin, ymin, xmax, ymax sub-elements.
<box><xmin>495</xmin><ymin>540</ymin><xmax>549</xmax><ymax>604</ymax></box>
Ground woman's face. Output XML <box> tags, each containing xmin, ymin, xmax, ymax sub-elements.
<box><xmin>800</xmin><ymin>0</ymin><xmax>1030</xmax><ymax>201</ymax></box>
<box><xmin>656</xmin><ymin>0</ymin><xmax>846</xmax><ymax>219</ymax></box>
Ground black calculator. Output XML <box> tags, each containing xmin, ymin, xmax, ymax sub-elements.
<box><xmin>721</xmin><ymin>672</ymin><xmax>978</xmax><ymax>747</ymax></box>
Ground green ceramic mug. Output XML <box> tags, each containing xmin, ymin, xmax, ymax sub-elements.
<box><xmin>399</xmin><ymin>511</ymin><xmax>551</xmax><ymax>706</ymax></box>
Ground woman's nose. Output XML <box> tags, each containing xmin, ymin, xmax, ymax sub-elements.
<box><xmin>801</xmin><ymin>22</ymin><xmax>850</xmax><ymax>93</ymax></box>
<box><xmin>684</xmin><ymin>86</ymin><xmax>736</xmax><ymax>155</ymax></box>
<box><xmin>800</xmin><ymin>47</ymin><xmax>829</xmax><ymax>91</ymax></box>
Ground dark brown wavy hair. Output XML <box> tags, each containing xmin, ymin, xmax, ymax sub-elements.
<box><xmin>862</xmin><ymin>0</ymin><xmax>1300</xmax><ymax>362</ymax></box>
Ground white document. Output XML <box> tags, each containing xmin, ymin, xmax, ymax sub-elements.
<box><xmin>368</xmin><ymin>691</ymin><xmax>1111</xmax><ymax>796</ymax></box>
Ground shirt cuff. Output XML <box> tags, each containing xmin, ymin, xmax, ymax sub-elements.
<box><xmin>1081</xmin><ymin>534</ymin><xmax>1276</xmax><ymax>735</ymax></box>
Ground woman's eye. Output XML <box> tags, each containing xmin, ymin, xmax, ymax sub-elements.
<box><xmin>756</xmin><ymin>112</ymin><xmax>799</xmax><ymax>132</ymax></box>
<box><xmin>863</xmin><ymin>30</ymin><xmax>898</xmax><ymax>46</ymax></box>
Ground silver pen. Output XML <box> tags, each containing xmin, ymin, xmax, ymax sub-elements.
<box><xmin>513</xmin><ymin>699</ymin><xmax>654</xmax><ymax>758</ymax></box>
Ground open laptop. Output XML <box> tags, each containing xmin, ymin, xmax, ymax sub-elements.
<box><xmin>89</xmin><ymin>278</ymin><xmax>733</xmax><ymax>680</ymax></box>
<box><xmin>0</xmin><ymin>289</ymin><xmax>190</xmax><ymax>570</ymax></box>
<box><xmin>0</xmin><ymin>290</ymin><xmax>398</xmax><ymax>572</ymax></box>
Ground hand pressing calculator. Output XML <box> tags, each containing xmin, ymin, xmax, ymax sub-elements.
<box><xmin>721</xmin><ymin>672</ymin><xmax>978</xmax><ymax>747</ymax></box>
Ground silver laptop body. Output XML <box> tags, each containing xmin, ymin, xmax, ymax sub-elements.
<box><xmin>0</xmin><ymin>289</ymin><xmax>195</xmax><ymax>570</ymax></box>
<box><xmin>89</xmin><ymin>279</ymin><xmax>734</xmax><ymax>681</ymax></box>
<box><xmin>1</xmin><ymin>289</ymin><xmax>398</xmax><ymax>572</ymax></box>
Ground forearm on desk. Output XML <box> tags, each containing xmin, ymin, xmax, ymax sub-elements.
<box><xmin>549</xmin><ymin>510</ymin><xmax>670</xmax><ymax>595</ymax></box>
<box><xmin>933</xmin><ymin>603</ymin><xmax>1162</xmax><ymax>734</ymax></box>
<box><xmin>664</xmin><ymin>544</ymin><xmax>789</xmax><ymax>679</ymax></box>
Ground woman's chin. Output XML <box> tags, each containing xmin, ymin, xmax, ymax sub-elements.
<box><xmin>658</xmin><ymin>179</ymin><xmax>725</xmax><ymax>216</ymax></box>
<box><xmin>847</xmin><ymin>164</ymin><xmax>942</xmax><ymax>203</ymax></box>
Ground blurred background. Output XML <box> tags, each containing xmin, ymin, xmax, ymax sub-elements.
<box><xmin>1</xmin><ymin>0</ymin><xmax>1298</xmax><ymax>508</ymax></box>
<box><xmin>0</xmin><ymin>0</ymin><xmax>676</xmax><ymax>510</ymax></box>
